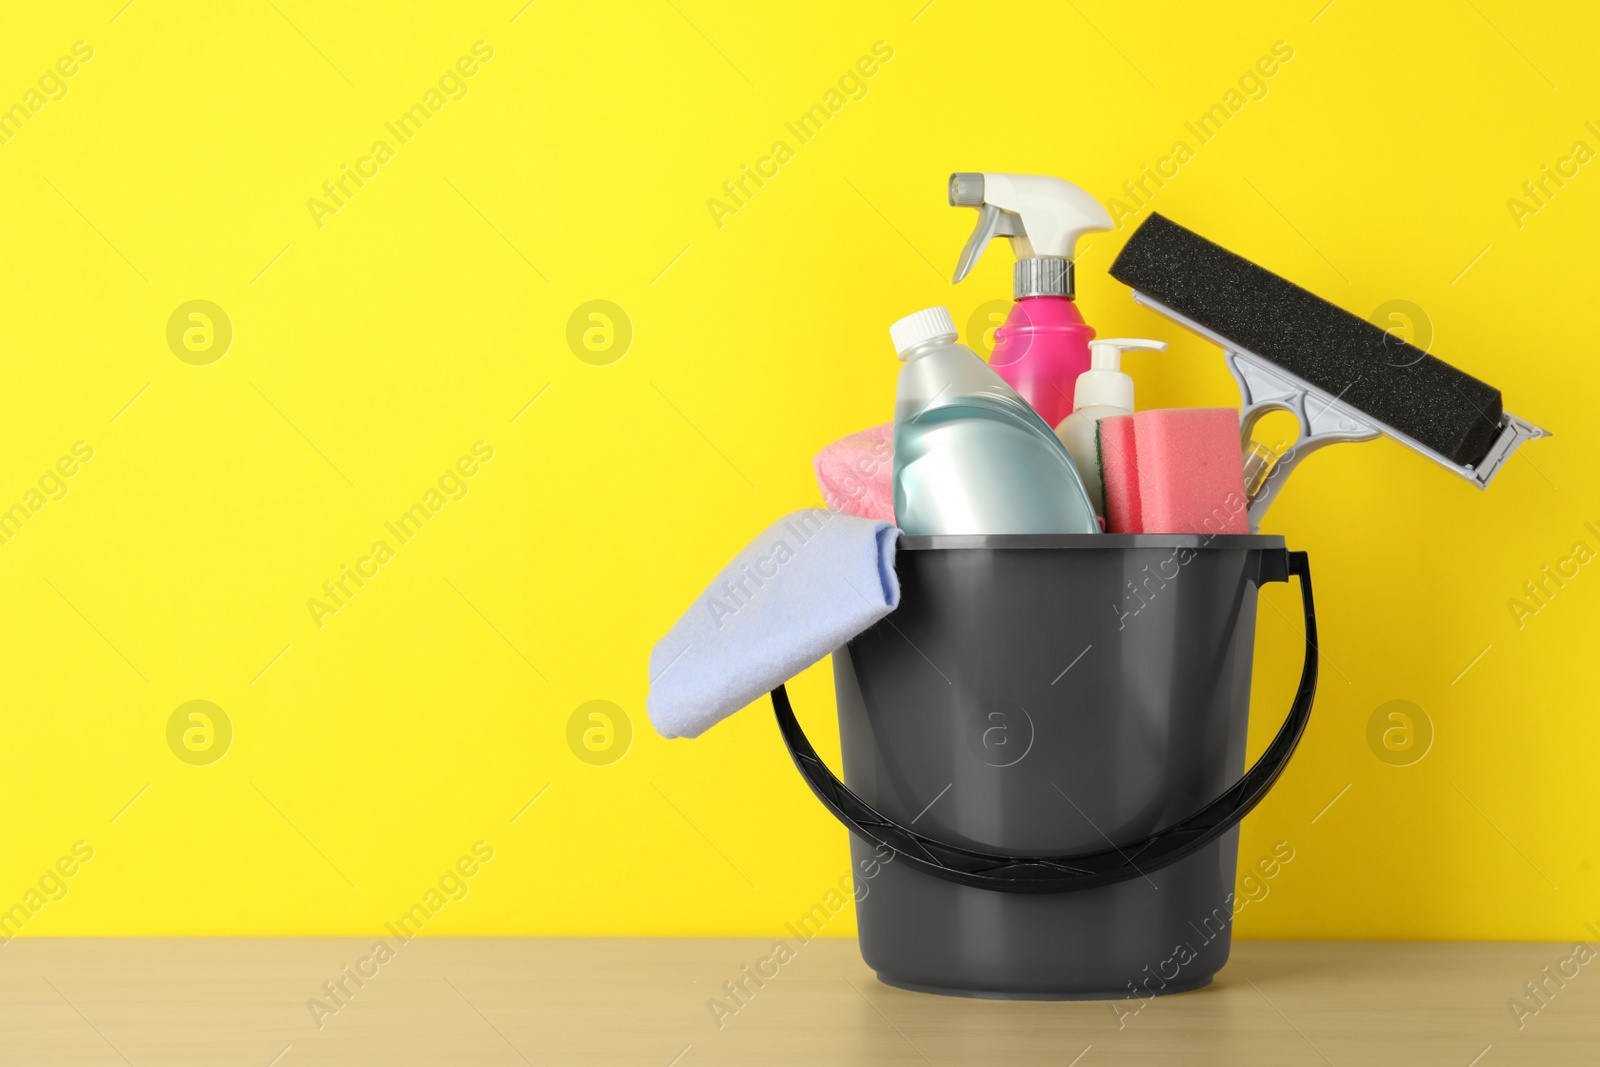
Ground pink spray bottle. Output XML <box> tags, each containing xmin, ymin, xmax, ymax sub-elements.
<box><xmin>949</xmin><ymin>173</ymin><xmax>1114</xmax><ymax>429</ymax></box>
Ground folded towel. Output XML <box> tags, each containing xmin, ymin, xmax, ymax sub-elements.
<box><xmin>813</xmin><ymin>424</ymin><xmax>895</xmax><ymax>523</ymax></box>
<box><xmin>648</xmin><ymin>509</ymin><xmax>900</xmax><ymax>739</ymax></box>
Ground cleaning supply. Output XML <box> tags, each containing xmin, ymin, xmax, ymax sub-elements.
<box><xmin>948</xmin><ymin>172</ymin><xmax>1113</xmax><ymax>427</ymax></box>
<box><xmin>1099</xmin><ymin>415</ymin><xmax>1140</xmax><ymax>534</ymax></box>
<box><xmin>1099</xmin><ymin>408</ymin><xmax>1250</xmax><ymax>535</ymax></box>
<box><xmin>1108</xmin><ymin>212</ymin><xmax>1549</xmax><ymax>528</ymax></box>
<box><xmin>1055</xmin><ymin>337</ymin><xmax>1168</xmax><ymax>516</ymax></box>
<box><xmin>813</xmin><ymin>424</ymin><xmax>895</xmax><ymax>523</ymax></box>
<box><xmin>1241</xmin><ymin>439</ymin><xmax>1281</xmax><ymax>500</ymax></box>
<box><xmin>889</xmin><ymin>306</ymin><xmax>1098</xmax><ymax>536</ymax></box>
<box><xmin>647</xmin><ymin>509</ymin><xmax>899</xmax><ymax>740</ymax></box>
<box><xmin>770</xmin><ymin>537</ymin><xmax>1318</xmax><ymax>996</ymax></box>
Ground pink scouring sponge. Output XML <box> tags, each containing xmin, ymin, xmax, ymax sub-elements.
<box><xmin>813</xmin><ymin>423</ymin><xmax>895</xmax><ymax>524</ymax></box>
<box><xmin>1098</xmin><ymin>414</ymin><xmax>1141</xmax><ymax>535</ymax></box>
<box><xmin>1098</xmin><ymin>409</ymin><xmax>1249</xmax><ymax>535</ymax></box>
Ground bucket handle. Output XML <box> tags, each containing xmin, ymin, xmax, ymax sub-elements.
<box><xmin>770</xmin><ymin>549</ymin><xmax>1317</xmax><ymax>894</ymax></box>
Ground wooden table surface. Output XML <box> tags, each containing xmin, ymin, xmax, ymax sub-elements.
<box><xmin>0</xmin><ymin>938</ymin><xmax>1593</xmax><ymax>1064</ymax></box>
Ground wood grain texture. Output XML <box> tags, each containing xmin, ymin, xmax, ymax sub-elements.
<box><xmin>0</xmin><ymin>938</ymin><xmax>1593</xmax><ymax>1064</ymax></box>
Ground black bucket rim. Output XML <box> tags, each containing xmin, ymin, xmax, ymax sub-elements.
<box><xmin>901</xmin><ymin>533</ymin><xmax>1286</xmax><ymax>551</ymax></box>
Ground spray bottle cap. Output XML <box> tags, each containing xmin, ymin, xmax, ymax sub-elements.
<box><xmin>1074</xmin><ymin>337</ymin><xmax>1168</xmax><ymax>412</ymax></box>
<box><xmin>949</xmin><ymin>172</ymin><xmax>1113</xmax><ymax>298</ymax></box>
<box><xmin>889</xmin><ymin>306</ymin><xmax>959</xmax><ymax>361</ymax></box>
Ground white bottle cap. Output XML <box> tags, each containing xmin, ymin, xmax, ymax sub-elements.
<box><xmin>1074</xmin><ymin>337</ymin><xmax>1168</xmax><ymax>412</ymax></box>
<box><xmin>890</xmin><ymin>306</ymin><xmax>958</xmax><ymax>360</ymax></box>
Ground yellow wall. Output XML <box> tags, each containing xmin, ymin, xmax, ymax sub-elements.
<box><xmin>0</xmin><ymin>0</ymin><xmax>1594</xmax><ymax>939</ymax></box>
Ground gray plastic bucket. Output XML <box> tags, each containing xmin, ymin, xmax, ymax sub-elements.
<box><xmin>771</xmin><ymin>534</ymin><xmax>1316</xmax><ymax>999</ymax></box>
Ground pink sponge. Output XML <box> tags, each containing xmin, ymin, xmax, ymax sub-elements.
<box><xmin>813</xmin><ymin>424</ymin><xmax>895</xmax><ymax>523</ymax></box>
<box><xmin>1098</xmin><ymin>415</ymin><xmax>1141</xmax><ymax>535</ymax></box>
<box><xmin>1098</xmin><ymin>409</ymin><xmax>1249</xmax><ymax>535</ymax></box>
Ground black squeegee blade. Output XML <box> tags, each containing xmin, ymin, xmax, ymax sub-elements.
<box><xmin>1109</xmin><ymin>213</ymin><xmax>1503</xmax><ymax>468</ymax></box>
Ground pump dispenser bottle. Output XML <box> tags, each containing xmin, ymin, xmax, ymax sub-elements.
<box><xmin>890</xmin><ymin>307</ymin><xmax>1099</xmax><ymax>536</ymax></box>
<box><xmin>949</xmin><ymin>172</ymin><xmax>1113</xmax><ymax>428</ymax></box>
<box><xmin>1055</xmin><ymin>337</ymin><xmax>1168</xmax><ymax>517</ymax></box>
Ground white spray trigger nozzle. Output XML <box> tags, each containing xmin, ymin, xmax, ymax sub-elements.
<box><xmin>949</xmin><ymin>172</ymin><xmax>1113</xmax><ymax>292</ymax></box>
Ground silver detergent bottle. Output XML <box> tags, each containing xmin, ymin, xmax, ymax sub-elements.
<box><xmin>890</xmin><ymin>306</ymin><xmax>1099</xmax><ymax>536</ymax></box>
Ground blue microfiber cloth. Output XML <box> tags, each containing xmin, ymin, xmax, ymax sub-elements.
<box><xmin>648</xmin><ymin>508</ymin><xmax>900</xmax><ymax>739</ymax></box>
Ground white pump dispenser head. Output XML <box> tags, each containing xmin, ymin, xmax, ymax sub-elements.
<box><xmin>949</xmin><ymin>172</ymin><xmax>1114</xmax><ymax>297</ymax></box>
<box><xmin>1074</xmin><ymin>337</ymin><xmax>1168</xmax><ymax>413</ymax></box>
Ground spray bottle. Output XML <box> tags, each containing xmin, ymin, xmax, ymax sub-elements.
<box><xmin>949</xmin><ymin>172</ymin><xmax>1113</xmax><ymax>428</ymax></box>
<box><xmin>1055</xmin><ymin>337</ymin><xmax>1167</xmax><ymax>517</ymax></box>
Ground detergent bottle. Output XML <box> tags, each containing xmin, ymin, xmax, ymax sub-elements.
<box><xmin>949</xmin><ymin>172</ymin><xmax>1113</xmax><ymax>428</ymax></box>
<box><xmin>889</xmin><ymin>306</ymin><xmax>1099</xmax><ymax>536</ymax></box>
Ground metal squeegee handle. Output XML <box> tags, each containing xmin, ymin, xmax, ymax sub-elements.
<box><xmin>770</xmin><ymin>549</ymin><xmax>1318</xmax><ymax>895</ymax></box>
